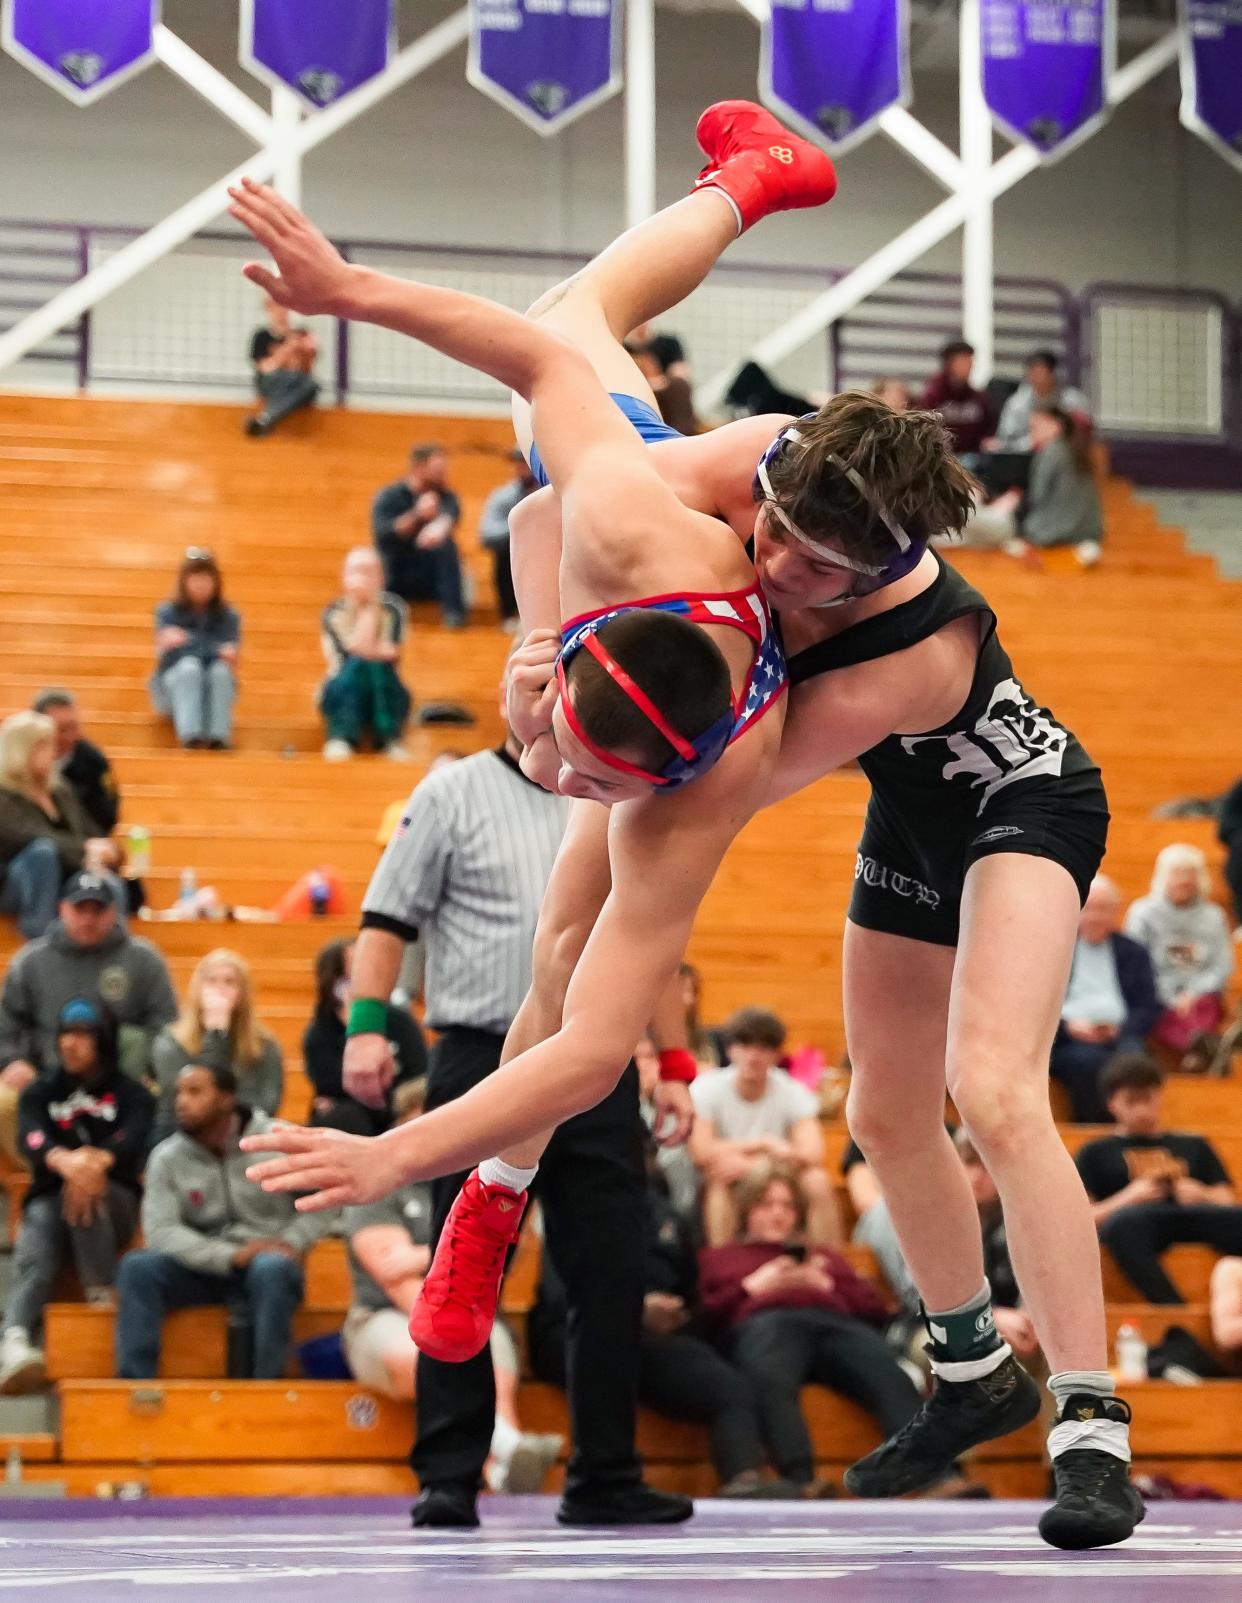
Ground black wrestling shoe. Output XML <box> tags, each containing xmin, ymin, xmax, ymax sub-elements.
<box><xmin>557</xmin><ymin>1483</ymin><xmax>694</xmax><ymax>1527</ymax></box>
<box><xmin>844</xmin><ymin>1354</ymin><xmax>1041</xmax><ymax>1498</ymax></box>
<box><xmin>1038</xmin><ymin>1395</ymin><xmax>1145</xmax><ymax>1550</ymax></box>
<box><xmin>410</xmin><ymin>1484</ymin><xmax>480</xmax><ymax>1529</ymax></box>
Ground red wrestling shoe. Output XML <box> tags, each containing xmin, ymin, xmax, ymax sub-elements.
<box><xmin>408</xmin><ymin>1168</ymin><xmax>527</xmax><ymax>1363</ymax></box>
<box><xmin>692</xmin><ymin>99</ymin><xmax>837</xmax><ymax>232</ymax></box>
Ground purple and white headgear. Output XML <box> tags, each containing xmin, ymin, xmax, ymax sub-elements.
<box><xmin>753</xmin><ymin>416</ymin><xmax>925</xmax><ymax>607</ymax></box>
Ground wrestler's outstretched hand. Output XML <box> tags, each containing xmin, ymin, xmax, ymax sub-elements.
<box><xmin>227</xmin><ymin>177</ymin><xmax>355</xmax><ymax>316</ymax></box>
<box><xmin>242</xmin><ymin>1123</ymin><xmax>410</xmax><ymax>1211</ymax></box>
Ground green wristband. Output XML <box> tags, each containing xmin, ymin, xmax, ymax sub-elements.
<box><xmin>347</xmin><ymin>997</ymin><xmax>389</xmax><ymax>1038</ymax></box>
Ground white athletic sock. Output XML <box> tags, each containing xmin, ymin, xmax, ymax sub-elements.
<box><xmin>478</xmin><ymin>1156</ymin><xmax>538</xmax><ymax>1194</ymax></box>
<box><xmin>1047</xmin><ymin>1370</ymin><xmax>1131</xmax><ymax>1463</ymax></box>
<box><xmin>699</xmin><ymin>179</ymin><xmax>744</xmax><ymax>236</ymax></box>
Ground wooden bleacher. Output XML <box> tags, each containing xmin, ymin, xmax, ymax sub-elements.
<box><xmin>1</xmin><ymin>391</ymin><xmax>1241</xmax><ymax>1500</ymax></box>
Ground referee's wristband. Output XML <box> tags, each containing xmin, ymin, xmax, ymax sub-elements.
<box><xmin>658</xmin><ymin>1048</ymin><xmax>698</xmax><ymax>1085</ymax></box>
<box><xmin>346</xmin><ymin>997</ymin><xmax>389</xmax><ymax>1038</ymax></box>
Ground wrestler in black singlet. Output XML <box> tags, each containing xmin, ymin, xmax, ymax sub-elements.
<box><xmin>785</xmin><ymin>554</ymin><xmax>1110</xmax><ymax>947</ymax></box>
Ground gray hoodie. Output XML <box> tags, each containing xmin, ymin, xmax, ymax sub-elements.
<box><xmin>1123</xmin><ymin>894</ymin><xmax>1234</xmax><ymax>1007</ymax></box>
<box><xmin>142</xmin><ymin>1108</ymin><xmax>336</xmax><ymax>1277</ymax></box>
<box><xmin>0</xmin><ymin>918</ymin><xmax>177</xmax><ymax>1077</ymax></box>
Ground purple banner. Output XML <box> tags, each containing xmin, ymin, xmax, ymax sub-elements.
<box><xmin>760</xmin><ymin>0</ymin><xmax>910</xmax><ymax>154</ymax></box>
<box><xmin>981</xmin><ymin>1</ymin><xmax>1115</xmax><ymax>160</ymax></box>
<box><xmin>1180</xmin><ymin>0</ymin><xmax>1242</xmax><ymax>173</ymax></box>
<box><xmin>241</xmin><ymin>0</ymin><xmax>393</xmax><ymax>108</ymax></box>
<box><xmin>468</xmin><ymin>0</ymin><xmax>620</xmax><ymax>136</ymax></box>
<box><xmin>2</xmin><ymin>0</ymin><xmax>157</xmax><ymax>105</ymax></box>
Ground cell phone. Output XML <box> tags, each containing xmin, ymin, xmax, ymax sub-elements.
<box><xmin>782</xmin><ymin>1243</ymin><xmax>807</xmax><ymax>1263</ymax></box>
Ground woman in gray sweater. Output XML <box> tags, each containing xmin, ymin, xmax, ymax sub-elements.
<box><xmin>963</xmin><ymin>407</ymin><xmax>1103</xmax><ymax>567</ymax></box>
<box><xmin>150</xmin><ymin>948</ymin><xmax>283</xmax><ymax>1142</ymax></box>
<box><xmin>1124</xmin><ymin>843</ymin><xmax>1234</xmax><ymax>1069</ymax></box>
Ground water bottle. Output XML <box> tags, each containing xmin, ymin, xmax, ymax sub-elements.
<box><xmin>178</xmin><ymin>867</ymin><xmax>198</xmax><ymax>906</ymax></box>
<box><xmin>126</xmin><ymin>825</ymin><xmax>151</xmax><ymax>876</ymax></box>
<box><xmin>308</xmin><ymin>870</ymin><xmax>330</xmax><ymax>917</ymax></box>
<box><xmin>1115</xmin><ymin>1322</ymin><xmax>1148</xmax><ymax>1383</ymax></box>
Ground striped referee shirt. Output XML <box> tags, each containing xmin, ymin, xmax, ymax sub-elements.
<box><xmin>361</xmin><ymin>747</ymin><xmax>568</xmax><ymax>1034</ymax></box>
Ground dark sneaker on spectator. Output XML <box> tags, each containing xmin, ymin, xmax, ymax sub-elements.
<box><xmin>717</xmin><ymin>1471</ymin><xmax>801</xmax><ymax>1500</ymax></box>
<box><xmin>844</xmin><ymin>1354</ymin><xmax>1041</xmax><ymax>1498</ymax></box>
<box><xmin>244</xmin><ymin>413</ymin><xmax>272</xmax><ymax>437</ymax></box>
<box><xmin>410</xmin><ymin>1484</ymin><xmax>480</xmax><ymax>1529</ymax></box>
<box><xmin>1039</xmin><ymin>1395</ymin><xmax>1145</xmax><ymax>1550</ymax></box>
<box><xmin>557</xmin><ymin>1484</ymin><xmax>693</xmax><ymax>1526</ymax></box>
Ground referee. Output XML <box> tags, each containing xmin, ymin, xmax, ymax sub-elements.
<box><xmin>344</xmin><ymin>716</ymin><xmax>692</xmax><ymax>1531</ymax></box>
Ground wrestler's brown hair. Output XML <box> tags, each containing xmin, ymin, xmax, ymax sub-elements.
<box><xmin>564</xmin><ymin>609</ymin><xmax>732</xmax><ymax>777</ymax></box>
<box><xmin>761</xmin><ymin>390</ymin><xmax>978</xmax><ymax>562</ymax></box>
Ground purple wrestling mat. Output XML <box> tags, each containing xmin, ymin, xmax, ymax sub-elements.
<box><xmin>0</xmin><ymin>1496</ymin><xmax>1240</xmax><ymax>1599</ymax></box>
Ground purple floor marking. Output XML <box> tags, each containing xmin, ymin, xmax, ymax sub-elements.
<box><xmin>0</xmin><ymin>1497</ymin><xmax>1239</xmax><ymax>1600</ymax></box>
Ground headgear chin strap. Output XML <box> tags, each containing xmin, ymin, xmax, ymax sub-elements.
<box><xmin>753</xmin><ymin>417</ymin><xmax>925</xmax><ymax>608</ymax></box>
<box><xmin>557</xmin><ymin>612</ymin><xmax>735</xmax><ymax>790</ymax></box>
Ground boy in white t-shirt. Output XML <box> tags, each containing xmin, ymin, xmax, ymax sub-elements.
<box><xmin>688</xmin><ymin>1008</ymin><xmax>840</xmax><ymax>1246</ymax></box>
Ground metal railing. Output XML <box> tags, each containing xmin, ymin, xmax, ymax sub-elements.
<box><xmin>1</xmin><ymin>218</ymin><xmax>1237</xmax><ymax>459</ymax></box>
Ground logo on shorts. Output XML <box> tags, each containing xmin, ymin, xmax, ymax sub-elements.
<box><xmin>901</xmin><ymin>677</ymin><xmax>1069</xmax><ymax>814</ymax></box>
<box><xmin>971</xmin><ymin>825</ymin><xmax>1024</xmax><ymax>846</ymax></box>
<box><xmin>854</xmin><ymin>854</ymin><xmax>940</xmax><ymax>912</ymax></box>
<box><xmin>975</xmin><ymin>1309</ymin><xmax>995</xmax><ymax>1336</ymax></box>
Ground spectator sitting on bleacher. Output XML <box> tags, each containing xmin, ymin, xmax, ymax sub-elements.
<box><xmin>320</xmin><ymin>548</ymin><xmax>412</xmax><ymax>762</ymax></box>
<box><xmin>31</xmin><ymin>688</ymin><xmax>120</xmax><ymax>837</ymax></box>
<box><xmin>688</xmin><ymin>1007</ymin><xmax>839</xmax><ymax>1247</ymax></box>
<box><xmin>627</xmin><ymin>342</ymin><xmax>700</xmax><ymax>437</ymax></box>
<box><xmin>372</xmin><ymin>444</ymin><xmax>467</xmax><ymax>631</ymax></box>
<box><xmin>0</xmin><ymin>871</ymin><xmax>176</xmax><ymax>1167</ymax></box>
<box><xmin>1124</xmin><ymin>844</ymin><xmax>1234</xmax><ymax>1073</ymax></box>
<box><xmin>966</xmin><ymin>407</ymin><xmax>1103</xmax><ymax>568</ymax></box>
<box><xmin>1218</xmin><ymin>775</ymin><xmax>1242</xmax><ymax>930</ymax></box>
<box><xmin>115</xmin><ymin>1064</ymin><xmax>333</xmax><ymax>1380</ymax></box>
<box><xmin>987</xmin><ymin>349</ymin><xmax>1089</xmax><ymax>455</ymax></box>
<box><xmin>340</xmin><ymin>1078</ymin><xmax>562</xmax><ymax>1493</ymax></box>
<box><xmin>697</xmin><ymin>1163</ymin><xmax>967</xmax><ymax>1499</ymax></box>
<box><xmin>150</xmin><ymin>549</ymin><xmax>241</xmax><ymax>751</ymax></box>
<box><xmin>0</xmin><ymin>998</ymin><xmax>153</xmax><ymax>1395</ymax></box>
<box><xmin>679</xmin><ymin>962</ymin><xmax>727</xmax><ymax>1070</ymax></box>
<box><xmin>919</xmin><ymin>340</ymin><xmax>993</xmax><ymax>466</ymax></box>
<box><xmin>528</xmin><ymin>1134</ymin><xmax>793</xmax><ymax>1500</ymax></box>
<box><xmin>302</xmin><ymin>938</ymin><xmax>426</xmax><ymax>1136</ymax></box>
<box><xmin>1077</xmin><ymin>1053</ymin><xmax>1242</xmax><ymax>1306</ymax></box>
<box><xmin>1211</xmin><ymin>1256</ymin><xmax>1242</xmax><ymax>1370</ymax></box>
<box><xmin>1049</xmin><ymin>875</ymin><xmax>1160</xmax><ymax>1122</ymax></box>
<box><xmin>0</xmin><ymin>711</ymin><xmax>98</xmax><ymax>939</ymax></box>
<box><xmin>150</xmin><ymin>949</ymin><xmax>284</xmax><ymax>1146</ymax></box>
<box><xmin>478</xmin><ymin>447</ymin><xmax>538</xmax><ymax>634</ymax></box>
<box><xmin>246</xmin><ymin>295</ymin><xmax>320</xmax><ymax>438</ymax></box>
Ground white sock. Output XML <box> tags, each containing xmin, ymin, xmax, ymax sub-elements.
<box><xmin>1047</xmin><ymin>1370</ymin><xmax>1131</xmax><ymax>1463</ymax></box>
<box><xmin>478</xmin><ymin>1156</ymin><xmax>538</xmax><ymax>1194</ymax></box>
<box><xmin>699</xmin><ymin>179</ymin><xmax>744</xmax><ymax>236</ymax></box>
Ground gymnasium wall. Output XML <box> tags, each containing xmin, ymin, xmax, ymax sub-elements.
<box><xmin>1</xmin><ymin>2</ymin><xmax>1238</xmax><ymax>350</ymax></box>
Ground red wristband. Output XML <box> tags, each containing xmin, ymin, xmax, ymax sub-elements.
<box><xmin>658</xmin><ymin>1048</ymin><xmax>697</xmax><ymax>1084</ymax></box>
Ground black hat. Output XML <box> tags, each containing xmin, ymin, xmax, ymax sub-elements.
<box><xmin>61</xmin><ymin>871</ymin><xmax>117</xmax><ymax>908</ymax></box>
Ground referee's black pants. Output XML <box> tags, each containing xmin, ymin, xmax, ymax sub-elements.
<box><xmin>410</xmin><ymin>1026</ymin><xmax>646</xmax><ymax>1499</ymax></box>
